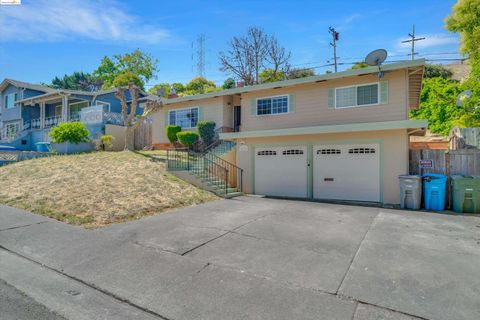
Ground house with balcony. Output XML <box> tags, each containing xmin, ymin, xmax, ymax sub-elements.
<box><xmin>0</xmin><ymin>79</ymin><xmax>146</xmax><ymax>150</ymax></box>
<box><xmin>155</xmin><ymin>59</ymin><xmax>427</xmax><ymax>205</ymax></box>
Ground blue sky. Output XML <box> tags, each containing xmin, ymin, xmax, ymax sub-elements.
<box><xmin>0</xmin><ymin>0</ymin><xmax>460</xmax><ymax>89</ymax></box>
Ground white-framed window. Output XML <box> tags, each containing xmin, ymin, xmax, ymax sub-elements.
<box><xmin>69</xmin><ymin>101</ymin><xmax>89</xmax><ymax>121</ymax></box>
<box><xmin>256</xmin><ymin>95</ymin><xmax>289</xmax><ymax>116</ymax></box>
<box><xmin>169</xmin><ymin>107</ymin><xmax>199</xmax><ymax>129</ymax></box>
<box><xmin>5</xmin><ymin>122</ymin><xmax>19</xmax><ymax>138</ymax></box>
<box><xmin>4</xmin><ymin>93</ymin><xmax>17</xmax><ymax>109</ymax></box>
<box><xmin>335</xmin><ymin>83</ymin><xmax>379</xmax><ymax>108</ymax></box>
<box><xmin>95</xmin><ymin>100</ymin><xmax>110</xmax><ymax>112</ymax></box>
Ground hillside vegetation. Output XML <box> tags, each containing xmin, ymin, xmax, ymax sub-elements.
<box><xmin>0</xmin><ymin>152</ymin><xmax>217</xmax><ymax>228</ymax></box>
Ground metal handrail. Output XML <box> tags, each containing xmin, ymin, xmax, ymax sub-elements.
<box><xmin>204</xmin><ymin>152</ymin><xmax>243</xmax><ymax>192</ymax></box>
<box><xmin>167</xmin><ymin>149</ymin><xmax>232</xmax><ymax>195</ymax></box>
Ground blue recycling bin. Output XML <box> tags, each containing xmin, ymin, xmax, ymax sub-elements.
<box><xmin>423</xmin><ymin>173</ymin><xmax>447</xmax><ymax>211</ymax></box>
<box><xmin>35</xmin><ymin>142</ymin><xmax>51</xmax><ymax>153</ymax></box>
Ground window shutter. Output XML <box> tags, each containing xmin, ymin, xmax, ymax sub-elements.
<box><xmin>380</xmin><ymin>81</ymin><xmax>388</xmax><ymax>104</ymax></box>
<box><xmin>327</xmin><ymin>88</ymin><xmax>335</xmax><ymax>109</ymax></box>
<box><xmin>197</xmin><ymin>107</ymin><xmax>204</xmax><ymax>122</ymax></box>
<box><xmin>289</xmin><ymin>94</ymin><xmax>296</xmax><ymax>113</ymax></box>
<box><xmin>250</xmin><ymin>98</ymin><xmax>257</xmax><ymax>116</ymax></box>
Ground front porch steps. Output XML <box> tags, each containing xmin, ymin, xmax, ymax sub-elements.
<box><xmin>167</xmin><ymin>140</ymin><xmax>243</xmax><ymax>198</ymax></box>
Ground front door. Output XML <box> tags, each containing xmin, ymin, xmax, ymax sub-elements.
<box><xmin>234</xmin><ymin>106</ymin><xmax>241</xmax><ymax>132</ymax></box>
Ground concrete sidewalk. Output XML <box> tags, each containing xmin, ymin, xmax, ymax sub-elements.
<box><xmin>1</xmin><ymin>197</ymin><xmax>479</xmax><ymax>320</ymax></box>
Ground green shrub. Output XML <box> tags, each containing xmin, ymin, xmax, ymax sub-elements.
<box><xmin>95</xmin><ymin>135</ymin><xmax>114</xmax><ymax>151</ymax></box>
<box><xmin>166</xmin><ymin>125</ymin><xmax>181</xmax><ymax>144</ymax></box>
<box><xmin>49</xmin><ymin>122</ymin><xmax>90</xmax><ymax>144</ymax></box>
<box><xmin>197</xmin><ymin>121</ymin><xmax>216</xmax><ymax>146</ymax></box>
<box><xmin>176</xmin><ymin>131</ymin><xmax>199</xmax><ymax>146</ymax></box>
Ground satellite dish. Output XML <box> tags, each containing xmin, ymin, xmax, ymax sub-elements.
<box><xmin>157</xmin><ymin>88</ymin><xmax>166</xmax><ymax>96</ymax></box>
<box><xmin>456</xmin><ymin>90</ymin><xmax>472</xmax><ymax>106</ymax></box>
<box><xmin>365</xmin><ymin>49</ymin><xmax>388</xmax><ymax>66</ymax></box>
<box><xmin>365</xmin><ymin>49</ymin><xmax>388</xmax><ymax>78</ymax></box>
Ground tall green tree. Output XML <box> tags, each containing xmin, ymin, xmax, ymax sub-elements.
<box><xmin>222</xmin><ymin>77</ymin><xmax>236</xmax><ymax>89</ymax></box>
<box><xmin>410</xmin><ymin>77</ymin><xmax>480</xmax><ymax>135</ymax></box>
<box><xmin>424</xmin><ymin>64</ymin><xmax>453</xmax><ymax>79</ymax></box>
<box><xmin>287</xmin><ymin>68</ymin><xmax>315</xmax><ymax>79</ymax></box>
<box><xmin>50</xmin><ymin>72</ymin><xmax>102</xmax><ymax>91</ymax></box>
<box><xmin>148</xmin><ymin>82</ymin><xmax>185</xmax><ymax>98</ymax></box>
<box><xmin>93</xmin><ymin>49</ymin><xmax>158</xmax><ymax>90</ymax></box>
<box><xmin>259</xmin><ymin>69</ymin><xmax>285</xmax><ymax>83</ymax></box>
<box><xmin>184</xmin><ymin>77</ymin><xmax>218</xmax><ymax>95</ymax></box>
<box><xmin>446</xmin><ymin>0</ymin><xmax>480</xmax><ymax>78</ymax></box>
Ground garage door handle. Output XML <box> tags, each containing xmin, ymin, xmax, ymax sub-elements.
<box><xmin>324</xmin><ymin>178</ymin><xmax>334</xmax><ymax>182</ymax></box>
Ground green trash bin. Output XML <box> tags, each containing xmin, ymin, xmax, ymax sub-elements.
<box><xmin>451</xmin><ymin>175</ymin><xmax>480</xmax><ymax>214</ymax></box>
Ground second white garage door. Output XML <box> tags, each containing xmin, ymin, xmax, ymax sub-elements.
<box><xmin>254</xmin><ymin>146</ymin><xmax>308</xmax><ymax>198</ymax></box>
<box><xmin>313</xmin><ymin>144</ymin><xmax>380</xmax><ymax>202</ymax></box>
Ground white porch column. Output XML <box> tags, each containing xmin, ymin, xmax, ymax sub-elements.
<box><xmin>40</xmin><ymin>102</ymin><xmax>45</xmax><ymax>129</ymax></box>
<box><xmin>61</xmin><ymin>95</ymin><xmax>68</xmax><ymax>122</ymax></box>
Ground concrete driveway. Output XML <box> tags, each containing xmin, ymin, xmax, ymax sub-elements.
<box><xmin>1</xmin><ymin>196</ymin><xmax>479</xmax><ymax>320</ymax></box>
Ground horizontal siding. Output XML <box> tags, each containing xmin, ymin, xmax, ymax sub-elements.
<box><xmin>1</xmin><ymin>84</ymin><xmax>22</xmax><ymax>122</ymax></box>
<box><xmin>152</xmin><ymin>97</ymin><xmax>226</xmax><ymax>144</ymax></box>
<box><xmin>240</xmin><ymin>70</ymin><xmax>407</xmax><ymax>132</ymax></box>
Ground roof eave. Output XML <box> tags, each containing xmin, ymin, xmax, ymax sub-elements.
<box><xmin>165</xmin><ymin>59</ymin><xmax>426</xmax><ymax>105</ymax></box>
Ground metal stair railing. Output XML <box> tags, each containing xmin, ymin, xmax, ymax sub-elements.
<box><xmin>204</xmin><ymin>152</ymin><xmax>243</xmax><ymax>192</ymax></box>
<box><xmin>167</xmin><ymin>149</ymin><xmax>229</xmax><ymax>195</ymax></box>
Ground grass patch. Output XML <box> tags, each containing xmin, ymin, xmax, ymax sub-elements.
<box><xmin>0</xmin><ymin>151</ymin><xmax>218</xmax><ymax>228</ymax></box>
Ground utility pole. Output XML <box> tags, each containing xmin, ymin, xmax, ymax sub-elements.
<box><xmin>329</xmin><ymin>27</ymin><xmax>339</xmax><ymax>72</ymax></box>
<box><xmin>402</xmin><ymin>24</ymin><xmax>425</xmax><ymax>61</ymax></box>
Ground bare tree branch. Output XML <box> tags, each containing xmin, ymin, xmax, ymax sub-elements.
<box><xmin>219</xmin><ymin>26</ymin><xmax>290</xmax><ymax>85</ymax></box>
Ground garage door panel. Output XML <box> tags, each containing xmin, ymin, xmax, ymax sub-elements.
<box><xmin>313</xmin><ymin>144</ymin><xmax>380</xmax><ymax>202</ymax></box>
<box><xmin>255</xmin><ymin>146</ymin><xmax>307</xmax><ymax>198</ymax></box>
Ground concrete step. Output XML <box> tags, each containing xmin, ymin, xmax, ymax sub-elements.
<box><xmin>225</xmin><ymin>192</ymin><xmax>243</xmax><ymax>198</ymax></box>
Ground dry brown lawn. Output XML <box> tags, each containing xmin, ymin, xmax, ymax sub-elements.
<box><xmin>0</xmin><ymin>151</ymin><xmax>218</xmax><ymax>228</ymax></box>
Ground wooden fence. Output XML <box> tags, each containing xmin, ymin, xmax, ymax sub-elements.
<box><xmin>410</xmin><ymin>149</ymin><xmax>480</xmax><ymax>176</ymax></box>
<box><xmin>133</xmin><ymin>118</ymin><xmax>152</xmax><ymax>150</ymax></box>
<box><xmin>410</xmin><ymin>149</ymin><xmax>480</xmax><ymax>208</ymax></box>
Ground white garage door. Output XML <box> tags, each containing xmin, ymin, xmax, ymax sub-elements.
<box><xmin>255</xmin><ymin>146</ymin><xmax>308</xmax><ymax>197</ymax></box>
<box><xmin>313</xmin><ymin>144</ymin><xmax>380</xmax><ymax>202</ymax></box>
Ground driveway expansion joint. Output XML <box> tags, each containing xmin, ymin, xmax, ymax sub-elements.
<box><xmin>0</xmin><ymin>221</ymin><xmax>50</xmax><ymax>232</ymax></box>
<box><xmin>335</xmin><ymin>210</ymin><xmax>380</xmax><ymax>295</ymax></box>
<box><xmin>181</xmin><ymin>230</ymin><xmax>232</xmax><ymax>256</ymax></box>
<box><xmin>0</xmin><ymin>245</ymin><xmax>173</xmax><ymax>320</ymax></box>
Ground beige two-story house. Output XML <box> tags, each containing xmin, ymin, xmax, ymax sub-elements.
<box><xmin>151</xmin><ymin>59</ymin><xmax>426</xmax><ymax>205</ymax></box>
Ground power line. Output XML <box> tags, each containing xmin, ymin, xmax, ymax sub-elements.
<box><xmin>402</xmin><ymin>24</ymin><xmax>426</xmax><ymax>60</ymax></box>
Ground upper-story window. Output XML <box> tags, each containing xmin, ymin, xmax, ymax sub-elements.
<box><xmin>256</xmin><ymin>95</ymin><xmax>289</xmax><ymax>115</ymax></box>
<box><xmin>335</xmin><ymin>83</ymin><xmax>379</xmax><ymax>108</ymax></box>
<box><xmin>169</xmin><ymin>107</ymin><xmax>198</xmax><ymax>129</ymax></box>
<box><xmin>4</xmin><ymin>93</ymin><xmax>17</xmax><ymax>109</ymax></box>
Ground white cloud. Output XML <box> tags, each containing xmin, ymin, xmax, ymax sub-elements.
<box><xmin>344</xmin><ymin>13</ymin><xmax>362</xmax><ymax>24</ymax></box>
<box><xmin>0</xmin><ymin>0</ymin><xmax>172</xmax><ymax>44</ymax></box>
<box><xmin>397</xmin><ymin>34</ymin><xmax>458</xmax><ymax>50</ymax></box>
